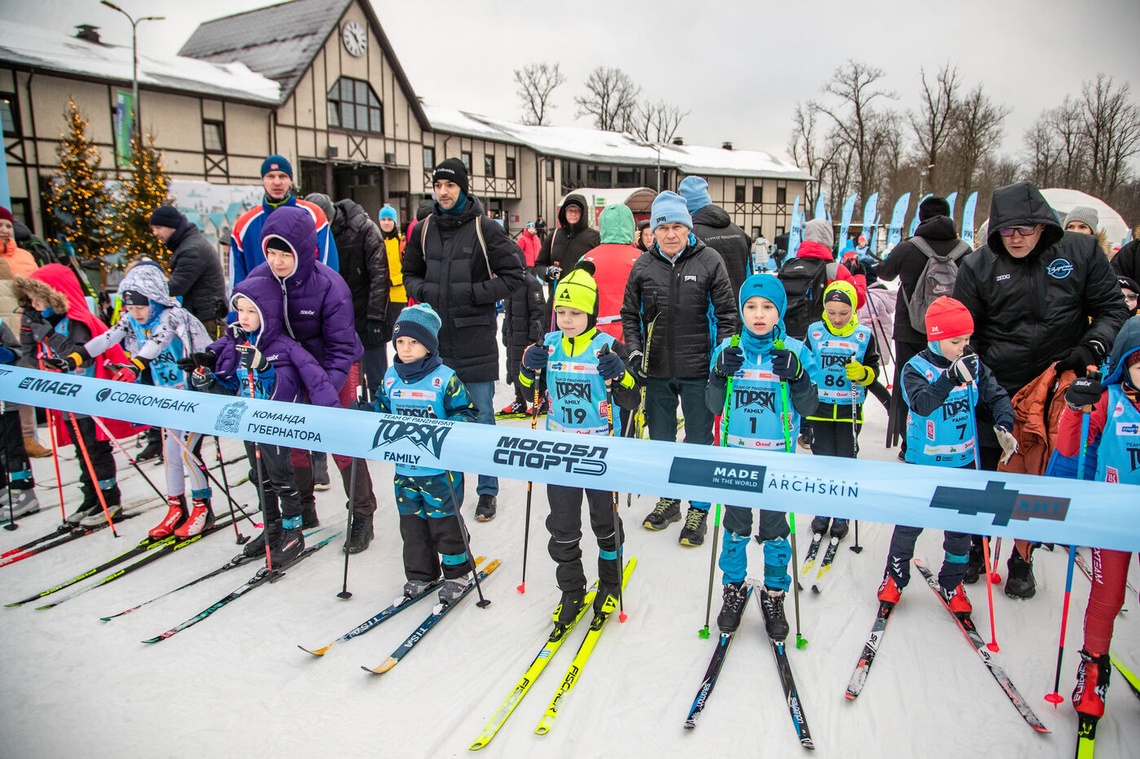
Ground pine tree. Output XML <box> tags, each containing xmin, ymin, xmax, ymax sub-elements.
<box><xmin>44</xmin><ymin>99</ymin><xmax>117</xmax><ymax>264</ymax></box>
<box><xmin>116</xmin><ymin>132</ymin><xmax>172</xmax><ymax>268</ymax></box>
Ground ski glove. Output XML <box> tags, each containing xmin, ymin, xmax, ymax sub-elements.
<box><xmin>947</xmin><ymin>354</ymin><xmax>979</xmax><ymax>385</ymax></box>
<box><xmin>627</xmin><ymin>350</ymin><xmax>648</xmax><ymax>384</ymax></box>
<box><xmin>236</xmin><ymin>344</ymin><xmax>268</xmax><ymax>372</ymax></box>
<box><xmin>1065</xmin><ymin>375</ymin><xmax>1104</xmax><ymax>410</ymax></box>
<box><xmin>714</xmin><ymin>345</ymin><xmax>744</xmax><ymax>379</ymax></box>
<box><xmin>994</xmin><ymin>426</ymin><xmax>1020</xmax><ymax>465</ymax></box>
<box><xmin>190</xmin><ymin>367</ymin><xmax>216</xmax><ymax>390</ymax></box>
<box><xmin>845</xmin><ymin>360</ymin><xmax>873</xmax><ymax>385</ymax></box>
<box><xmin>1054</xmin><ymin>342</ymin><xmax>1104</xmax><ymax>378</ymax></box>
<box><xmin>771</xmin><ymin>348</ymin><xmax>803</xmax><ymax>383</ymax></box>
<box><xmin>521</xmin><ymin>344</ymin><xmax>548</xmax><ymax>380</ymax></box>
<box><xmin>177</xmin><ymin>351</ymin><xmax>217</xmax><ymax>373</ymax></box>
<box><xmin>596</xmin><ymin>350</ymin><xmax>626</xmax><ymax>383</ymax></box>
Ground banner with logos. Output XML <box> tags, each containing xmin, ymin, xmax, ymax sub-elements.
<box><xmin>2</xmin><ymin>365</ymin><xmax>1137</xmax><ymax>552</ymax></box>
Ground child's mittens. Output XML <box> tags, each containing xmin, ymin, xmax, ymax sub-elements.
<box><xmin>1064</xmin><ymin>375</ymin><xmax>1103</xmax><ymax>410</ymax></box>
<box><xmin>596</xmin><ymin>350</ymin><xmax>626</xmax><ymax>382</ymax></box>
<box><xmin>947</xmin><ymin>354</ymin><xmax>979</xmax><ymax>385</ymax></box>
<box><xmin>771</xmin><ymin>348</ymin><xmax>804</xmax><ymax>383</ymax></box>
<box><xmin>714</xmin><ymin>345</ymin><xmax>744</xmax><ymax>379</ymax></box>
<box><xmin>521</xmin><ymin>344</ymin><xmax>548</xmax><ymax>380</ymax></box>
<box><xmin>994</xmin><ymin>426</ymin><xmax>1020</xmax><ymax>465</ymax></box>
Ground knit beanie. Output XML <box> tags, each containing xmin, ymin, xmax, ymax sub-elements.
<box><xmin>260</xmin><ymin>154</ymin><xmax>293</xmax><ymax>179</ymax></box>
<box><xmin>552</xmin><ymin>261</ymin><xmax>598</xmax><ymax>323</ymax></box>
<box><xmin>1063</xmin><ymin>206</ymin><xmax>1099</xmax><ymax>232</ymax></box>
<box><xmin>0</xmin><ymin>206</ymin><xmax>15</xmax><ymax>224</ymax></box>
<box><xmin>432</xmin><ymin>158</ymin><xmax>469</xmax><ymax>195</ymax></box>
<box><xmin>650</xmin><ymin>191</ymin><xmax>692</xmax><ymax>230</ymax></box>
<box><xmin>148</xmin><ymin>205</ymin><xmax>183</xmax><ymax>229</ymax></box>
<box><xmin>378</xmin><ymin>205</ymin><xmax>398</xmax><ymax>222</ymax></box>
<box><xmin>918</xmin><ymin>196</ymin><xmax>951</xmax><ymax>222</ymax></box>
<box><xmin>392</xmin><ymin>303</ymin><xmax>441</xmax><ymax>355</ymax></box>
<box><xmin>803</xmin><ymin>218</ymin><xmax>834</xmax><ymax>248</ymax></box>
<box><xmin>678</xmin><ymin>176</ymin><xmax>713</xmax><ymax>213</ymax></box>
<box><xmin>925</xmin><ymin>296</ymin><xmax>974</xmax><ymax>341</ymax></box>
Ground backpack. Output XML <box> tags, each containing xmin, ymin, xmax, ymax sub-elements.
<box><xmin>778</xmin><ymin>256</ymin><xmax>830</xmax><ymax>339</ymax></box>
<box><xmin>902</xmin><ymin>237</ymin><xmax>971</xmax><ymax>333</ymax></box>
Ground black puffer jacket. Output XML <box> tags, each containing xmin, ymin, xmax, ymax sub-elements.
<box><xmin>535</xmin><ymin>193</ymin><xmax>600</xmax><ymax>282</ymax></box>
<box><xmin>620</xmin><ymin>239</ymin><xmax>738</xmax><ymax>379</ymax></box>
<box><xmin>402</xmin><ymin>194</ymin><xmax>526</xmax><ymax>383</ymax></box>
<box><xmin>877</xmin><ymin>215</ymin><xmax>969</xmax><ymax>346</ymax></box>
<box><xmin>331</xmin><ymin>199</ymin><xmax>389</xmax><ymax>346</ymax></box>
<box><xmin>954</xmin><ymin>181</ymin><xmax>1129</xmax><ymax>398</ymax></box>
<box><xmin>691</xmin><ymin>204</ymin><xmax>751</xmax><ymax>297</ymax></box>
<box><xmin>164</xmin><ymin>217</ymin><xmax>227</xmax><ymax>322</ymax></box>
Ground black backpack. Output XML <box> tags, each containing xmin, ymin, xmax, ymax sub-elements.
<box><xmin>778</xmin><ymin>257</ymin><xmax>831</xmax><ymax>339</ymax></box>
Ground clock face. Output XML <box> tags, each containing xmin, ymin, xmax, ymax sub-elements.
<box><xmin>342</xmin><ymin>21</ymin><xmax>367</xmax><ymax>57</ymax></box>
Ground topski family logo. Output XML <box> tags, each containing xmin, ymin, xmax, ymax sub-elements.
<box><xmin>929</xmin><ymin>480</ymin><xmax>1069</xmax><ymax>526</ymax></box>
<box><xmin>215</xmin><ymin>401</ymin><xmax>248</xmax><ymax>434</ymax></box>
<box><xmin>371</xmin><ymin>417</ymin><xmax>454</xmax><ymax>459</ymax></box>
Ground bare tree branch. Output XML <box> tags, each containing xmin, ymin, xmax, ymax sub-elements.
<box><xmin>513</xmin><ymin>62</ymin><xmax>566</xmax><ymax>126</ymax></box>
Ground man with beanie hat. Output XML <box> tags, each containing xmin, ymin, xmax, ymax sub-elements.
<box><xmin>620</xmin><ymin>190</ymin><xmax>737</xmax><ymax>546</ymax></box>
<box><xmin>878</xmin><ymin>195</ymin><xmax>970</xmax><ymax>455</ymax></box>
<box><xmin>229</xmin><ymin>153</ymin><xmax>338</xmax><ymax>289</ymax></box>
<box><xmin>679</xmin><ymin>175</ymin><xmax>752</xmax><ymax>296</ymax></box>
<box><xmin>370</xmin><ymin>303</ymin><xmax>482</xmax><ymax>606</ymax></box>
<box><xmin>954</xmin><ymin>181</ymin><xmax>1129</xmax><ymax>598</ymax></box>
<box><xmin>535</xmin><ymin>193</ymin><xmax>600</xmax><ymax>303</ymax></box>
<box><xmin>403</xmin><ymin>158</ymin><xmax>527</xmax><ymax>522</ymax></box>
<box><xmin>149</xmin><ymin>205</ymin><xmax>227</xmax><ymax>336</ymax></box>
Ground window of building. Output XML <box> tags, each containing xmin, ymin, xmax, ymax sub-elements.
<box><xmin>326</xmin><ymin>77</ymin><xmax>383</xmax><ymax>133</ymax></box>
<box><xmin>423</xmin><ymin>146</ymin><xmax>435</xmax><ymax>170</ymax></box>
<box><xmin>752</xmin><ymin>185</ymin><xmax>763</xmax><ymax>204</ymax></box>
<box><xmin>505</xmin><ymin>156</ymin><xmax>516</xmax><ymax>179</ymax></box>
<box><xmin>545</xmin><ymin>160</ymin><xmax>554</xmax><ymax>181</ymax></box>
<box><xmin>461</xmin><ymin>151</ymin><xmax>472</xmax><ymax>172</ymax></box>
<box><xmin>734</xmin><ymin>185</ymin><xmax>746</xmax><ymax>204</ymax></box>
<box><xmin>484</xmin><ymin>154</ymin><xmax>495</xmax><ymax>177</ymax></box>
<box><xmin>202</xmin><ymin>120</ymin><xmax>225</xmax><ymax>153</ymax></box>
<box><xmin>776</xmin><ymin>187</ymin><xmax>787</xmax><ymax>204</ymax></box>
<box><xmin>1</xmin><ymin>94</ymin><xmax>19</xmax><ymax>136</ymax></box>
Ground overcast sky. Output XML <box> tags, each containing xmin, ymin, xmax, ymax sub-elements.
<box><xmin>6</xmin><ymin>0</ymin><xmax>1139</xmax><ymax>164</ymax></box>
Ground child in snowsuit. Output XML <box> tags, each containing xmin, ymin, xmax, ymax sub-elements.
<box><xmin>708</xmin><ymin>274</ymin><xmax>819</xmax><ymax>640</ymax></box>
<box><xmin>1055</xmin><ymin>315</ymin><xmax>1140</xmax><ymax>722</ymax></box>
<box><xmin>372</xmin><ymin>304</ymin><xmax>480</xmax><ymax>606</ymax></box>
<box><xmin>803</xmin><ymin>280</ymin><xmax>880</xmax><ymax>540</ymax></box>
<box><xmin>519</xmin><ymin>262</ymin><xmax>639</xmax><ymax>623</ymax></box>
<box><xmin>0</xmin><ymin>319</ymin><xmax>39</xmax><ymax>518</ymax></box>
<box><xmin>878</xmin><ymin>296</ymin><xmax>1016</xmax><ymax>610</ymax></box>
<box><xmin>190</xmin><ymin>277</ymin><xmax>340</xmax><ymax>567</ymax></box>
<box><xmin>46</xmin><ymin>263</ymin><xmax>215</xmax><ymax>538</ymax></box>
<box><xmin>15</xmin><ymin>264</ymin><xmax>134</xmax><ymax>524</ymax></box>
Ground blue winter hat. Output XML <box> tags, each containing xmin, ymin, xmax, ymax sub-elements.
<box><xmin>378</xmin><ymin>205</ymin><xmax>398</xmax><ymax>222</ymax></box>
<box><xmin>650</xmin><ymin>191</ymin><xmax>692</xmax><ymax>230</ymax></box>
<box><xmin>738</xmin><ymin>273</ymin><xmax>788</xmax><ymax>322</ymax></box>
<box><xmin>392</xmin><ymin>303</ymin><xmax>441</xmax><ymax>355</ymax></box>
<box><xmin>678</xmin><ymin>176</ymin><xmax>713</xmax><ymax>213</ymax></box>
<box><xmin>260</xmin><ymin>154</ymin><xmax>293</xmax><ymax>179</ymax></box>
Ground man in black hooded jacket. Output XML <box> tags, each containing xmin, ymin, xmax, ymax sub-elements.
<box><xmin>954</xmin><ymin>180</ymin><xmax>1129</xmax><ymax>598</ymax></box>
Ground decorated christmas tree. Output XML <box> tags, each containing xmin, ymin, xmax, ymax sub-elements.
<box><xmin>44</xmin><ymin>99</ymin><xmax>117</xmax><ymax>265</ymax></box>
<box><xmin>116</xmin><ymin>132</ymin><xmax>172</xmax><ymax>268</ymax></box>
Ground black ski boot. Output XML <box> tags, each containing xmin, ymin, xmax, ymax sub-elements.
<box><xmin>760</xmin><ymin>587</ymin><xmax>790</xmax><ymax>641</ymax></box>
<box><xmin>716</xmin><ymin>581</ymin><xmax>748</xmax><ymax>633</ymax></box>
<box><xmin>269</xmin><ymin>515</ymin><xmax>305</xmax><ymax>567</ymax></box>
<box><xmin>554</xmin><ymin>587</ymin><xmax>587</xmax><ymax>626</ymax></box>
<box><xmin>1005</xmin><ymin>548</ymin><xmax>1036</xmax><ymax>599</ymax></box>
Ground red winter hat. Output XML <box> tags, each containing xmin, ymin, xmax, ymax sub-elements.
<box><xmin>925</xmin><ymin>296</ymin><xmax>974</xmax><ymax>340</ymax></box>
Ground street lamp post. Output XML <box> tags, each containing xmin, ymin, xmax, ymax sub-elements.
<box><xmin>100</xmin><ymin>1</ymin><xmax>164</xmax><ymax>135</ymax></box>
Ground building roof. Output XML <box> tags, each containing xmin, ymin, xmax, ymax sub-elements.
<box><xmin>0</xmin><ymin>21</ymin><xmax>280</xmax><ymax>104</ymax></box>
<box><xmin>422</xmin><ymin>105</ymin><xmax>812</xmax><ymax>181</ymax></box>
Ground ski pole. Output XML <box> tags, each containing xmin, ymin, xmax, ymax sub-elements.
<box><xmin>701</xmin><ymin>336</ymin><xmax>738</xmax><ymax>639</ymax></box>
<box><xmin>1</xmin><ymin>405</ymin><xmax>16</xmax><ymax>531</ymax></box>
<box><xmin>518</xmin><ymin>375</ymin><xmax>540</xmax><ymax>594</ymax></box>
<box><xmin>964</xmin><ymin>354</ymin><xmax>999</xmax><ymax>652</ymax></box>
<box><xmin>443</xmin><ymin>470</ymin><xmax>490</xmax><ymax>608</ymax></box>
<box><xmin>89</xmin><ymin>414</ymin><xmax>166</xmax><ymax>505</ymax></box>
<box><xmin>601</xmin><ymin>353</ymin><xmax>627</xmax><ymax>623</ymax></box>
<box><xmin>778</xmin><ymin>373</ymin><xmax>807</xmax><ymax>649</ymax></box>
<box><xmin>66</xmin><ymin>411</ymin><xmax>118</xmax><ymax>537</ymax></box>
<box><xmin>213</xmin><ymin>435</ymin><xmax>248</xmax><ymax>544</ymax></box>
<box><xmin>1046</xmin><ymin>404</ymin><xmax>1092</xmax><ymax>705</ymax></box>
<box><xmin>337</xmin><ymin>368</ymin><xmax>367</xmax><ymax>600</ymax></box>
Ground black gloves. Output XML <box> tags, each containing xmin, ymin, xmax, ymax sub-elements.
<box><xmin>714</xmin><ymin>345</ymin><xmax>744</xmax><ymax>379</ymax></box>
<box><xmin>771</xmin><ymin>348</ymin><xmax>804</xmax><ymax>383</ymax></box>
<box><xmin>1054</xmin><ymin>342</ymin><xmax>1102</xmax><ymax>378</ymax></box>
<box><xmin>1065</xmin><ymin>375</ymin><xmax>1103</xmax><ymax>410</ymax></box>
<box><xmin>947</xmin><ymin>354</ymin><xmax>979</xmax><ymax>385</ymax></box>
<box><xmin>521</xmin><ymin>344</ymin><xmax>548</xmax><ymax>381</ymax></box>
<box><xmin>177</xmin><ymin>351</ymin><xmax>217</xmax><ymax>373</ymax></box>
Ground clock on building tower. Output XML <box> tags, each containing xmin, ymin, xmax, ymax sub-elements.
<box><xmin>342</xmin><ymin>21</ymin><xmax>367</xmax><ymax>57</ymax></box>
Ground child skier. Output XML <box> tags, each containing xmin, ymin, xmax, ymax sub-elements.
<box><xmin>45</xmin><ymin>264</ymin><xmax>215</xmax><ymax>537</ymax></box>
<box><xmin>189</xmin><ymin>277</ymin><xmax>340</xmax><ymax>566</ymax></box>
<box><xmin>371</xmin><ymin>304</ymin><xmax>480</xmax><ymax>606</ymax></box>
<box><xmin>0</xmin><ymin>319</ymin><xmax>39</xmax><ymax>518</ymax></box>
<box><xmin>1055</xmin><ymin>315</ymin><xmax>1140</xmax><ymax>723</ymax></box>
<box><xmin>709</xmin><ymin>274</ymin><xmax>819</xmax><ymax>640</ymax></box>
<box><xmin>15</xmin><ymin>264</ymin><xmax>135</xmax><ymax>524</ymax></box>
<box><xmin>804</xmin><ymin>280</ymin><xmax>880</xmax><ymax>540</ymax></box>
<box><xmin>519</xmin><ymin>262</ymin><xmax>639</xmax><ymax>623</ymax></box>
<box><xmin>877</xmin><ymin>296</ymin><xmax>1016</xmax><ymax>609</ymax></box>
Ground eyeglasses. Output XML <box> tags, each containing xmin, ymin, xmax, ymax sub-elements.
<box><xmin>998</xmin><ymin>225</ymin><xmax>1040</xmax><ymax>238</ymax></box>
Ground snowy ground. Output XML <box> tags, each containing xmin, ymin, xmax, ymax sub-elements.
<box><xmin>2</xmin><ymin>379</ymin><xmax>1138</xmax><ymax>759</ymax></box>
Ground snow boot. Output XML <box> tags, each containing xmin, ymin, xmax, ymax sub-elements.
<box><xmin>963</xmin><ymin>538</ymin><xmax>985</xmax><ymax>585</ymax></box>
<box><xmin>830</xmin><ymin>519</ymin><xmax>849</xmax><ymax>540</ymax></box>
<box><xmin>1005</xmin><ymin>548</ymin><xmax>1036</xmax><ymax>599</ymax></box>
<box><xmin>642</xmin><ymin>498</ymin><xmax>681</xmax><ymax>531</ymax></box>
<box><xmin>269</xmin><ymin>516</ymin><xmax>305</xmax><ymax>567</ymax></box>
<box><xmin>475</xmin><ymin>494</ymin><xmax>497</xmax><ymax>522</ymax></box>
<box><xmin>716</xmin><ymin>581</ymin><xmax>748</xmax><ymax>633</ymax></box>
<box><xmin>402</xmin><ymin>579</ymin><xmax>435</xmax><ymax>600</ymax></box>
<box><xmin>439</xmin><ymin>573</ymin><xmax>472</xmax><ymax>605</ymax></box>
<box><xmin>175</xmin><ymin>497</ymin><xmax>215</xmax><ymax>538</ymax></box>
<box><xmin>678</xmin><ymin>507</ymin><xmax>708</xmax><ymax>547</ymax></box>
<box><xmin>944</xmin><ymin>583</ymin><xmax>972</xmax><ymax>615</ymax></box>
<box><xmin>554</xmin><ymin>587</ymin><xmax>587</xmax><ymax>626</ymax></box>
<box><xmin>1072</xmin><ymin>649</ymin><xmax>1110</xmax><ymax>719</ymax></box>
<box><xmin>810</xmin><ymin>516</ymin><xmax>830</xmax><ymax>535</ymax></box>
<box><xmin>760</xmin><ymin>588</ymin><xmax>790</xmax><ymax>641</ymax></box>
<box><xmin>5</xmin><ymin>488</ymin><xmax>41</xmax><ymax>519</ymax></box>
<box><xmin>242</xmin><ymin>520</ymin><xmax>282</xmax><ymax>559</ymax></box>
<box><xmin>877</xmin><ymin>574</ymin><xmax>901</xmax><ymax>605</ymax></box>
<box><xmin>149</xmin><ymin>495</ymin><xmax>188</xmax><ymax>538</ymax></box>
<box><xmin>344</xmin><ymin>512</ymin><xmax>374</xmax><ymax>554</ymax></box>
